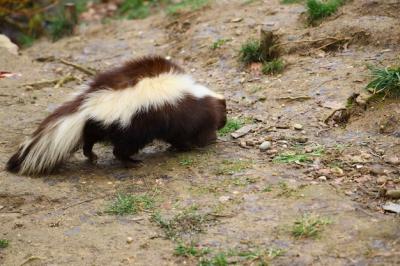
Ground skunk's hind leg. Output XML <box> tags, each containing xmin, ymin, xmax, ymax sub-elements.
<box><xmin>82</xmin><ymin>120</ymin><xmax>105</xmax><ymax>163</ymax></box>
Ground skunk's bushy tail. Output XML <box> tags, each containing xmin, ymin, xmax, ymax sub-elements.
<box><xmin>6</xmin><ymin>98</ymin><xmax>87</xmax><ymax>175</ymax></box>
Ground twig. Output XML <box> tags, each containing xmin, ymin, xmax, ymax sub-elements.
<box><xmin>59</xmin><ymin>59</ymin><xmax>96</xmax><ymax>76</ymax></box>
<box><xmin>20</xmin><ymin>256</ymin><xmax>44</xmax><ymax>266</ymax></box>
<box><xmin>276</xmin><ymin>96</ymin><xmax>312</xmax><ymax>102</ymax></box>
<box><xmin>21</xmin><ymin>75</ymin><xmax>75</xmax><ymax>89</ymax></box>
<box><xmin>277</xmin><ymin>36</ymin><xmax>351</xmax><ymax>47</ymax></box>
<box><xmin>57</xmin><ymin>197</ymin><xmax>102</xmax><ymax>212</ymax></box>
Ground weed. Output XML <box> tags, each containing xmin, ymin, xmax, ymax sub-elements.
<box><xmin>106</xmin><ymin>193</ymin><xmax>154</xmax><ymax>215</ymax></box>
<box><xmin>0</xmin><ymin>239</ymin><xmax>9</xmax><ymax>248</ymax></box>
<box><xmin>232</xmin><ymin>176</ymin><xmax>258</xmax><ymax>186</ymax></box>
<box><xmin>262</xmin><ymin>185</ymin><xmax>273</xmax><ymax>192</ymax></box>
<box><xmin>366</xmin><ymin>66</ymin><xmax>400</xmax><ymax>97</ymax></box>
<box><xmin>167</xmin><ymin>0</ymin><xmax>209</xmax><ymax>15</ymax></box>
<box><xmin>211</xmin><ymin>38</ymin><xmax>231</xmax><ymax>50</ymax></box>
<box><xmin>307</xmin><ymin>0</ymin><xmax>344</xmax><ymax>24</ymax></box>
<box><xmin>239</xmin><ymin>39</ymin><xmax>262</xmax><ymax>65</ymax></box>
<box><xmin>215</xmin><ymin>160</ymin><xmax>252</xmax><ymax>175</ymax></box>
<box><xmin>151</xmin><ymin>207</ymin><xmax>214</xmax><ymax>240</ymax></box>
<box><xmin>262</xmin><ymin>59</ymin><xmax>285</xmax><ymax>75</ymax></box>
<box><xmin>175</xmin><ymin>243</ymin><xmax>210</xmax><ymax>257</ymax></box>
<box><xmin>118</xmin><ymin>0</ymin><xmax>154</xmax><ymax>19</ymax></box>
<box><xmin>218</xmin><ymin>118</ymin><xmax>243</xmax><ymax>136</ymax></box>
<box><xmin>292</xmin><ymin>214</ymin><xmax>332</xmax><ymax>238</ymax></box>
<box><xmin>17</xmin><ymin>34</ymin><xmax>35</xmax><ymax>48</ymax></box>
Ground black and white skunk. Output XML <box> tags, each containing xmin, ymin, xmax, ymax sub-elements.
<box><xmin>6</xmin><ymin>56</ymin><xmax>227</xmax><ymax>175</ymax></box>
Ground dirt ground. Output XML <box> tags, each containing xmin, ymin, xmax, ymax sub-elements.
<box><xmin>1</xmin><ymin>0</ymin><xmax>400</xmax><ymax>265</ymax></box>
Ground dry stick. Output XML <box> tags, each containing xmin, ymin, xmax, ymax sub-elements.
<box><xmin>21</xmin><ymin>75</ymin><xmax>75</xmax><ymax>89</ymax></box>
<box><xmin>277</xmin><ymin>36</ymin><xmax>351</xmax><ymax>47</ymax></box>
<box><xmin>59</xmin><ymin>59</ymin><xmax>96</xmax><ymax>76</ymax></box>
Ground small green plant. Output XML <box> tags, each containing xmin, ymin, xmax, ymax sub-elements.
<box><xmin>292</xmin><ymin>214</ymin><xmax>331</xmax><ymax>238</ymax></box>
<box><xmin>175</xmin><ymin>243</ymin><xmax>210</xmax><ymax>257</ymax></box>
<box><xmin>0</xmin><ymin>239</ymin><xmax>9</xmax><ymax>248</ymax></box>
<box><xmin>307</xmin><ymin>0</ymin><xmax>344</xmax><ymax>24</ymax></box>
<box><xmin>262</xmin><ymin>59</ymin><xmax>285</xmax><ymax>75</ymax></box>
<box><xmin>211</xmin><ymin>38</ymin><xmax>231</xmax><ymax>50</ymax></box>
<box><xmin>199</xmin><ymin>253</ymin><xmax>228</xmax><ymax>266</ymax></box>
<box><xmin>179</xmin><ymin>157</ymin><xmax>194</xmax><ymax>166</ymax></box>
<box><xmin>106</xmin><ymin>193</ymin><xmax>154</xmax><ymax>215</ymax></box>
<box><xmin>218</xmin><ymin>118</ymin><xmax>243</xmax><ymax>136</ymax></box>
<box><xmin>167</xmin><ymin>0</ymin><xmax>209</xmax><ymax>15</ymax></box>
<box><xmin>239</xmin><ymin>39</ymin><xmax>262</xmax><ymax>65</ymax></box>
<box><xmin>48</xmin><ymin>13</ymin><xmax>75</xmax><ymax>41</ymax></box>
<box><xmin>366</xmin><ymin>66</ymin><xmax>400</xmax><ymax>97</ymax></box>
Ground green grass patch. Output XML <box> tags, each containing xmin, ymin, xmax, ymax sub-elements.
<box><xmin>118</xmin><ymin>0</ymin><xmax>156</xmax><ymax>19</ymax></box>
<box><xmin>106</xmin><ymin>193</ymin><xmax>154</xmax><ymax>215</ymax></box>
<box><xmin>307</xmin><ymin>0</ymin><xmax>344</xmax><ymax>24</ymax></box>
<box><xmin>0</xmin><ymin>239</ymin><xmax>9</xmax><ymax>248</ymax></box>
<box><xmin>218</xmin><ymin>118</ymin><xmax>244</xmax><ymax>136</ymax></box>
<box><xmin>273</xmin><ymin>147</ymin><xmax>324</xmax><ymax>164</ymax></box>
<box><xmin>292</xmin><ymin>214</ymin><xmax>332</xmax><ymax>238</ymax></box>
<box><xmin>262</xmin><ymin>59</ymin><xmax>285</xmax><ymax>75</ymax></box>
<box><xmin>167</xmin><ymin>0</ymin><xmax>209</xmax><ymax>15</ymax></box>
<box><xmin>366</xmin><ymin>66</ymin><xmax>400</xmax><ymax>97</ymax></box>
<box><xmin>210</xmin><ymin>38</ymin><xmax>231</xmax><ymax>50</ymax></box>
<box><xmin>179</xmin><ymin>156</ymin><xmax>194</xmax><ymax>166</ymax></box>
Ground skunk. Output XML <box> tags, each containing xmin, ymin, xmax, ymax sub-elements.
<box><xmin>6</xmin><ymin>56</ymin><xmax>227</xmax><ymax>175</ymax></box>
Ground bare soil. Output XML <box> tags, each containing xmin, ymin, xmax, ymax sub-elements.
<box><xmin>1</xmin><ymin>0</ymin><xmax>399</xmax><ymax>265</ymax></box>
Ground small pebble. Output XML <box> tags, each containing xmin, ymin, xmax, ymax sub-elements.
<box><xmin>293</xmin><ymin>123</ymin><xmax>303</xmax><ymax>130</ymax></box>
<box><xmin>127</xmin><ymin>237</ymin><xmax>133</xmax><ymax>244</ymax></box>
<box><xmin>386</xmin><ymin>156</ymin><xmax>400</xmax><ymax>166</ymax></box>
<box><xmin>219</xmin><ymin>195</ymin><xmax>231</xmax><ymax>203</ymax></box>
<box><xmin>318</xmin><ymin>176</ymin><xmax>327</xmax><ymax>181</ymax></box>
<box><xmin>259</xmin><ymin>141</ymin><xmax>272</xmax><ymax>151</ymax></box>
<box><xmin>386</xmin><ymin>190</ymin><xmax>400</xmax><ymax>199</ymax></box>
<box><xmin>266</xmin><ymin>149</ymin><xmax>278</xmax><ymax>155</ymax></box>
<box><xmin>376</xmin><ymin>176</ymin><xmax>387</xmax><ymax>185</ymax></box>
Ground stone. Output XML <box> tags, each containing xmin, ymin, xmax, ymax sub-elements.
<box><xmin>0</xmin><ymin>34</ymin><xmax>18</xmax><ymax>55</ymax></box>
<box><xmin>382</xmin><ymin>202</ymin><xmax>400</xmax><ymax>213</ymax></box>
<box><xmin>318</xmin><ymin>176</ymin><xmax>327</xmax><ymax>181</ymax></box>
<box><xmin>386</xmin><ymin>156</ymin><xmax>400</xmax><ymax>166</ymax></box>
<box><xmin>231</xmin><ymin>124</ymin><xmax>256</xmax><ymax>139</ymax></box>
<box><xmin>259</xmin><ymin>141</ymin><xmax>272</xmax><ymax>151</ymax></box>
<box><xmin>293</xmin><ymin>123</ymin><xmax>303</xmax><ymax>130</ymax></box>
<box><xmin>126</xmin><ymin>237</ymin><xmax>133</xmax><ymax>244</ymax></box>
<box><xmin>219</xmin><ymin>195</ymin><xmax>231</xmax><ymax>203</ymax></box>
<box><xmin>376</xmin><ymin>176</ymin><xmax>387</xmax><ymax>185</ymax></box>
<box><xmin>386</xmin><ymin>190</ymin><xmax>400</xmax><ymax>199</ymax></box>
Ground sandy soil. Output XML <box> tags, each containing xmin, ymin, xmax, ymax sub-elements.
<box><xmin>1</xmin><ymin>0</ymin><xmax>399</xmax><ymax>265</ymax></box>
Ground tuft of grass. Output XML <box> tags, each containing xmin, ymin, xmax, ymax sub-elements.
<box><xmin>175</xmin><ymin>243</ymin><xmax>210</xmax><ymax>257</ymax></box>
<box><xmin>218</xmin><ymin>118</ymin><xmax>243</xmax><ymax>136</ymax></box>
<box><xmin>0</xmin><ymin>239</ymin><xmax>9</xmax><ymax>248</ymax></box>
<box><xmin>262</xmin><ymin>59</ymin><xmax>285</xmax><ymax>75</ymax></box>
<box><xmin>211</xmin><ymin>38</ymin><xmax>231</xmax><ymax>50</ymax></box>
<box><xmin>167</xmin><ymin>0</ymin><xmax>209</xmax><ymax>15</ymax></box>
<box><xmin>292</xmin><ymin>214</ymin><xmax>332</xmax><ymax>238</ymax></box>
<box><xmin>306</xmin><ymin>0</ymin><xmax>344</xmax><ymax>24</ymax></box>
<box><xmin>366</xmin><ymin>66</ymin><xmax>400</xmax><ymax>97</ymax></box>
<box><xmin>268</xmin><ymin>247</ymin><xmax>286</xmax><ymax>258</ymax></box>
<box><xmin>106</xmin><ymin>193</ymin><xmax>154</xmax><ymax>215</ymax></box>
<box><xmin>239</xmin><ymin>39</ymin><xmax>262</xmax><ymax>65</ymax></box>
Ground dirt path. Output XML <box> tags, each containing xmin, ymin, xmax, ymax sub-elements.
<box><xmin>1</xmin><ymin>1</ymin><xmax>399</xmax><ymax>265</ymax></box>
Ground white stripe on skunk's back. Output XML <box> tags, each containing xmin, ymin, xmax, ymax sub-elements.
<box><xmin>82</xmin><ymin>73</ymin><xmax>224</xmax><ymax>127</ymax></box>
